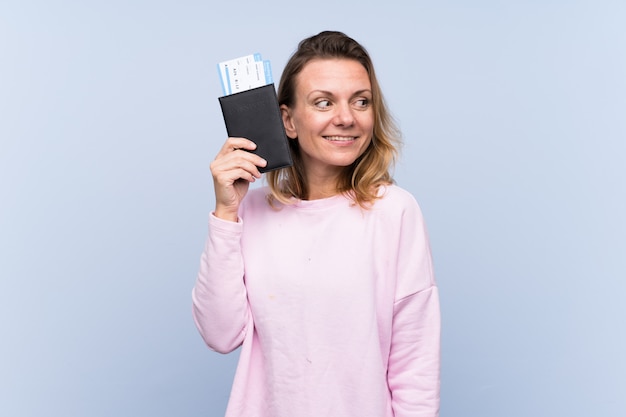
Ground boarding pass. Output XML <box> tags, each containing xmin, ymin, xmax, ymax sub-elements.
<box><xmin>218</xmin><ymin>53</ymin><xmax>273</xmax><ymax>96</ymax></box>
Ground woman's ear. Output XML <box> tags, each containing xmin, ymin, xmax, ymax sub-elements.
<box><xmin>280</xmin><ymin>104</ymin><xmax>297</xmax><ymax>139</ymax></box>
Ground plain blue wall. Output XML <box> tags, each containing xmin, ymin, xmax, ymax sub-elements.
<box><xmin>1</xmin><ymin>1</ymin><xmax>624</xmax><ymax>416</ymax></box>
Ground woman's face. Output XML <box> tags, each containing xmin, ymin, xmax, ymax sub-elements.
<box><xmin>281</xmin><ymin>58</ymin><xmax>374</xmax><ymax>180</ymax></box>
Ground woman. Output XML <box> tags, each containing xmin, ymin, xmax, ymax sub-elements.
<box><xmin>193</xmin><ymin>31</ymin><xmax>440</xmax><ymax>417</ymax></box>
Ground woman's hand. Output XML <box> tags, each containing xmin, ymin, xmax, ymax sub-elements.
<box><xmin>210</xmin><ymin>137</ymin><xmax>267</xmax><ymax>222</ymax></box>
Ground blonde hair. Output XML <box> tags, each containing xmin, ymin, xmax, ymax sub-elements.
<box><xmin>267</xmin><ymin>31</ymin><xmax>402</xmax><ymax>208</ymax></box>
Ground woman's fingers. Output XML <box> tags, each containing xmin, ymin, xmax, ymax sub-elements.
<box><xmin>212</xmin><ymin>137</ymin><xmax>267</xmax><ymax>179</ymax></box>
<box><xmin>216</xmin><ymin>137</ymin><xmax>257</xmax><ymax>158</ymax></box>
<box><xmin>211</xmin><ymin>149</ymin><xmax>267</xmax><ymax>183</ymax></box>
<box><xmin>210</xmin><ymin>137</ymin><xmax>268</xmax><ymax>221</ymax></box>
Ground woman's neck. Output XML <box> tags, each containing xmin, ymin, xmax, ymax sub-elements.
<box><xmin>303</xmin><ymin>170</ymin><xmax>342</xmax><ymax>200</ymax></box>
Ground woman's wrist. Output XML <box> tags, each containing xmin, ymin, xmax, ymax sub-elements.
<box><xmin>214</xmin><ymin>205</ymin><xmax>239</xmax><ymax>222</ymax></box>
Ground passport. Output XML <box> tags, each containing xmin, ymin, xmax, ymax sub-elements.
<box><xmin>218</xmin><ymin>83</ymin><xmax>293</xmax><ymax>173</ymax></box>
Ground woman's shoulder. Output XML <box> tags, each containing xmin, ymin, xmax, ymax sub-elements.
<box><xmin>372</xmin><ymin>184</ymin><xmax>428</xmax><ymax>224</ymax></box>
<box><xmin>376</xmin><ymin>184</ymin><xmax>422</xmax><ymax>210</ymax></box>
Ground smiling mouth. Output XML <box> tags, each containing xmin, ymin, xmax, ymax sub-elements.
<box><xmin>323</xmin><ymin>136</ymin><xmax>357</xmax><ymax>142</ymax></box>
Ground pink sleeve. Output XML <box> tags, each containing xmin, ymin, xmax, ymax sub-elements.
<box><xmin>387</xmin><ymin>193</ymin><xmax>441</xmax><ymax>416</ymax></box>
<box><xmin>388</xmin><ymin>287</ymin><xmax>441</xmax><ymax>416</ymax></box>
<box><xmin>191</xmin><ymin>214</ymin><xmax>250</xmax><ymax>354</ymax></box>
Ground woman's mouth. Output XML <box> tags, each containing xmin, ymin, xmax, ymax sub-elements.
<box><xmin>323</xmin><ymin>136</ymin><xmax>357</xmax><ymax>142</ymax></box>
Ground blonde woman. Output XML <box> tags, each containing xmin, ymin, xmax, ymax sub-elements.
<box><xmin>193</xmin><ymin>30</ymin><xmax>441</xmax><ymax>417</ymax></box>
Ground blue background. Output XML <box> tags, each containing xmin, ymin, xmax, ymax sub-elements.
<box><xmin>1</xmin><ymin>1</ymin><xmax>624</xmax><ymax>416</ymax></box>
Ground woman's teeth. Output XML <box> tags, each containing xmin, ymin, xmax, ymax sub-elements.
<box><xmin>324</xmin><ymin>136</ymin><xmax>356</xmax><ymax>141</ymax></box>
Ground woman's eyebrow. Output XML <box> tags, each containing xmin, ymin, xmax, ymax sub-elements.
<box><xmin>352</xmin><ymin>89</ymin><xmax>372</xmax><ymax>96</ymax></box>
<box><xmin>307</xmin><ymin>89</ymin><xmax>372</xmax><ymax>97</ymax></box>
<box><xmin>308</xmin><ymin>89</ymin><xmax>334</xmax><ymax>96</ymax></box>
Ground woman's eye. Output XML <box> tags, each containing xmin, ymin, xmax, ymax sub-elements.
<box><xmin>354</xmin><ymin>98</ymin><xmax>370</xmax><ymax>108</ymax></box>
<box><xmin>315</xmin><ymin>100</ymin><xmax>331</xmax><ymax>108</ymax></box>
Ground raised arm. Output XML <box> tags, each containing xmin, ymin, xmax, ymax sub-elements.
<box><xmin>191</xmin><ymin>137</ymin><xmax>266</xmax><ymax>353</ymax></box>
<box><xmin>192</xmin><ymin>215</ymin><xmax>249</xmax><ymax>353</ymax></box>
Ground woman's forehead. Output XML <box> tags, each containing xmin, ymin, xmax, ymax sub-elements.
<box><xmin>295</xmin><ymin>59</ymin><xmax>371</xmax><ymax>93</ymax></box>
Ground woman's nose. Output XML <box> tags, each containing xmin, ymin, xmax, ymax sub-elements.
<box><xmin>333</xmin><ymin>103</ymin><xmax>355</xmax><ymax>127</ymax></box>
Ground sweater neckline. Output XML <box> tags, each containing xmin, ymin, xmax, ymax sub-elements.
<box><xmin>291</xmin><ymin>193</ymin><xmax>349</xmax><ymax>210</ymax></box>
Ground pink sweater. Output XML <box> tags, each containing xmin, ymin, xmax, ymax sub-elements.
<box><xmin>192</xmin><ymin>185</ymin><xmax>440</xmax><ymax>417</ymax></box>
